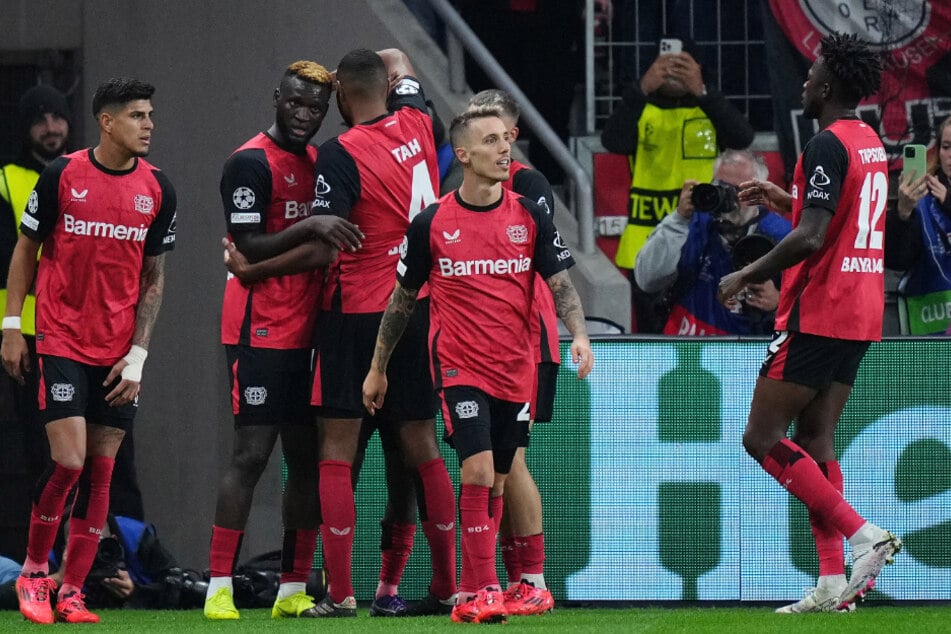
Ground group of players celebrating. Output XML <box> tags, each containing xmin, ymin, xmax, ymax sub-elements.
<box><xmin>3</xmin><ymin>31</ymin><xmax>902</xmax><ymax>625</ymax></box>
<box><xmin>212</xmin><ymin>47</ymin><xmax>592</xmax><ymax>625</ymax></box>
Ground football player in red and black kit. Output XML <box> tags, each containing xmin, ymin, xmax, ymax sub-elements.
<box><xmin>465</xmin><ymin>89</ymin><xmax>558</xmax><ymax>616</ymax></box>
<box><xmin>718</xmin><ymin>32</ymin><xmax>901</xmax><ymax>613</ymax></box>
<box><xmin>227</xmin><ymin>48</ymin><xmax>458</xmax><ymax>617</ymax></box>
<box><xmin>310</xmin><ymin>48</ymin><xmax>457</xmax><ymax>618</ymax></box>
<box><xmin>206</xmin><ymin>61</ymin><xmax>361</xmax><ymax>621</ymax></box>
<box><xmin>2</xmin><ymin>78</ymin><xmax>177</xmax><ymax>624</ymax></box>
<box><xmin>363</xmin><ymin>109</ymin><xmax>593</xmax><ymax>624</ymax></box>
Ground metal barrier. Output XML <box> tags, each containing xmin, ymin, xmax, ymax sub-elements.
<box><xmin>427</xmin><ymin>0</ymin><xmax>597</xmax><ymax>254</ymax></box>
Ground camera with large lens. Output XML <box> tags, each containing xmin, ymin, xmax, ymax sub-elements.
<box><xmin>690</xmin><ymin>181</ymin><xmax>739</xmax><ymax>216</ymax></box>
<box><xmin>86</xmin><ymin>536</ymin><xmax>125</xmax><ymax>581</ymax></box>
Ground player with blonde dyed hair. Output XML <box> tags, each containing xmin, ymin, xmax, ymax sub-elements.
<box><xmin>286</xmin><ymin>60</ymin><xmax>333</xmax><ymax>86</ymax></box>
<box><xmin>204</xmin><ymin>60</ymin><xmax>362</xmax><ymax>620</ymax></box>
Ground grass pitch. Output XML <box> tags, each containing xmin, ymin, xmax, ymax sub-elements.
<box><xmin>1</xmin><ymin>605</ymin><xmax>949</xmax><ymax>633</ymax></box>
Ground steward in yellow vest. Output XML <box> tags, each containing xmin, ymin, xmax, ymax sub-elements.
<box><xmin>601</xmin><ymin>45</ymin><xmax>754</xmax><ymax>269</ymax></box>
<box><xmin>1</xmin><ymin>85</ymin><xmax>71</xmax><ymax>336</ymax></box>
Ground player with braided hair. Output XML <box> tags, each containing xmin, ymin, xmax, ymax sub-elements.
<box><xmin>718</xmin><ymin>31</ymin><xmax>898</xmax><ymax>613</ymax></box>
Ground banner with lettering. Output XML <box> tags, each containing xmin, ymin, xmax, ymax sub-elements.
<box><xmin>763</xmin><ymin>0</ymin><xmax>951</xmax><ymax>177</ymax></box>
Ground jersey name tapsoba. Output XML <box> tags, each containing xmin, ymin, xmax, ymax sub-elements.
<box><xmin>776</xmin><ymin>119</ymin><xmax>887</xmax><ymax>341</ymax></box>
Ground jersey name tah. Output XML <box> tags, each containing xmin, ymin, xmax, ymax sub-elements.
<box><xmin>313</xmin><ymin>84</ymin><xmax>438</xmax><ymax>314</ymax></box>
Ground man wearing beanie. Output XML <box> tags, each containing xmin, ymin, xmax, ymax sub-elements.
<box><xmin>0</xmin><ymin>84</ymin><xmax>72</xmax><ymax>563</ymax></box>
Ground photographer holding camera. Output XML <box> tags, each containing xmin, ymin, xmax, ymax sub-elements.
<box><xmin>44</xmin><ymin>510</ymin><xmax>201</xmax><ymax>611</ymax></box>
<box><xmin>635</xmin><ymin>149</ymin><xmax>790</xmax><ymax>335</ymax></box>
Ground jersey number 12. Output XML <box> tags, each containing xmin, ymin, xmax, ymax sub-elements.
<box><xmin>854</xmin><ymin>170</ymin><xmax>886</xmax><ymax>250</ymax></box>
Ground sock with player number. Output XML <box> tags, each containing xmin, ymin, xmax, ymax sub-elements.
<box><xmin>62</xmin><ymin>456</ymin><xmax>114</xmax><ymax>591</ymax></box>
<box><xmin>519</xmin><ymin>533</ymin><xmax>547</xmax><ymax>589</ymax></box>
<box><xmin>500</xmin><ymin>535</ymin><xmax>522</xmax><ymax>586</ymax></box>
<box><xmin>23</xmin><ymin>462</ymin><xmax>82</xmax><ymax>575</ymax></box>
<box><xmin>460</xmin><ymin>484</ymin><xmax>500</xmax><ymax>593</ymax></box>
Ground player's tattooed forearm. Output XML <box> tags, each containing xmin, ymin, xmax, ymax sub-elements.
<box><xmin>548</xmin><ymin>270</ymin><xmax>587</xmax><ymax>338</ymax></box>
<box><xmin>373</xmin><ymin>284</ymin><xmax>419</xmax><ymax>372</ymax></box>
<box><xmin>133</xmin><ymin>254</ymin><xmax>166</xmax><ymax>348</ymax></box>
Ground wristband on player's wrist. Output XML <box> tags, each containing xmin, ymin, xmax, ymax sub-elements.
<box><xmin>2</xmin><ymin>316</ymin><xmax>21</xmax><ymax>330</ymax></box>
<box><xmin>120</xmin><ymin>345</ymin><xmax>148</xmax><ymax>382</ymax></box>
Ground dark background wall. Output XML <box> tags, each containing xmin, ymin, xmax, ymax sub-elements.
<box><xmin>3</xmin><ymin>0</ymin><xmax>440</xmax><ymax>567</ymax></box>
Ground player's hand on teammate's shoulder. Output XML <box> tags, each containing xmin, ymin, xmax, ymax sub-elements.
<box><xmin>303</xmin><ymin>215</ymin><xmax>364</xmax><ymax>251</ymax></box>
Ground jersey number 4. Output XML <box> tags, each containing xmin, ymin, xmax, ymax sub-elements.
<box><xmin>408</xmin><ymin>160</ymin><xmax>437</xmax><ymax>221</ymax></box>
<box><xmin>854</xmin><ymin>171</ymin><xmax>886</xmax><ymax>250</ymax></box>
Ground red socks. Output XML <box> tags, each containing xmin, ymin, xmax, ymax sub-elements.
<box><xmin>762</xmin><ymin>439</ymin><xmax>864</xmax><ymax>539</ymax></box>
<box><xmin>379</xmin><ymin>521</ymin><xmax>415</xmax><ymax>587</ymax></box>
<box><xmin>812</xmin><ymin>461</ymin><xmax>846</xmax><ymax>576</ymax></box>
<box><xmin>520</xmin><ymin>532</ymin><xmax>545</xmax><ymax>576</ymax></box>
<box><xmin>24</xmin><ymin>463</ymin><xmax>82</xmax><ymax>571</ymax></box>
<box><xmin>501</xmin><ymin>533</ymin><xmax>545</xmax><ymax>584</ymax></box>
<box><xmin>319</xmin><ymin>460</ymin><xmax>355</xmax><ymax>601</ymax></box>
<box><xmin>209</xmin><ymin>526</ymin><xmax>244</xmax><ymax>577</ymax></box>
<box><xmin>459</xmin><ymin>484</ymin><xmax>499</xmax><ymax>593</ymax></box>
<box><xmin>500</xmin><ymin>535</ymin><xmax>521</xmax><ymax>584</ymax></box>
<box><xmin>62</xmin><ymin>456</ymin><xmax>114</xmax><ymax>590</ymax></box>
<box><xmin>281</xmin><ymin>528</ymin><xmax>319</xmax><ymax>583</ymax></box>
<box><xmin>417</xmin><ymin>458</ymin><xmax>457</xmax><ymax>600</ymax></box>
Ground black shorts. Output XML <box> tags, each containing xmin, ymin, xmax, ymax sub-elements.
<box><xmin>759</xmin><ymin>331</ymin><xmax>870</xmax><ymax>389</ymax></box>
<box><xmin>225</xmin><ymin>345</ymin><xmax>314</xmax><ymax>426</ymax></box>
<box><xmin>313</xmin><ymin>299</ymin><xmax>436</xmax><ymax>422</ymax></box>
<box><xmin>531</xmin><ymin>361</ymin><xmax>559</xmax><ymax>425</ymax></box>
<box><xmin>37</xmin><ymin>355</ymin><xmax>137</xmax><ymax>429</ymax></box>
<box><xmin>441</xmin><ymin>385</ymin><xmax>530</xmax><ymax>473</ymax></box>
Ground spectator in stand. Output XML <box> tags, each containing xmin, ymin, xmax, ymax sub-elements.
<box><xmin>635</xmin><ymin>149</ymin><xmax>790</xmax><ymax>335</ymax></box>
<box><xmin>886</xmin><ymin>115</ymin><xmax>951</xmax><ymax>335</ymax></box>
<box><xmin>602</xmin><ymin>37</ymin><xmax>754</xmax><ymax>332</ymax></box>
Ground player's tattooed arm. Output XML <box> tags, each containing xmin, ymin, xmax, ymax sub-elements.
<box><xmin>372</xmin><ymin>282</ymin><xmax>419</xmax><ymax>373</ymax></box>
<box><xmin>547</xmin><ymin>270</ymin><xmax>586</xmax><ymax>337</ymax></box>
<box><xmin>132</xmin><ymin>253</ymin><xmax>166</xmax><ymax>349</ymax></box>
<box><xmin>547</xmin><ymin>269</ymin><xmax>594</xmax><ymax>379</ymax></box>
<box><xmin>364</xmin><ymin>281</ymin><xmax>419</xmax><ymax>415</ymax></box>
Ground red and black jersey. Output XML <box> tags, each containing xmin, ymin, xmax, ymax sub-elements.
<box><xmin>21</xmin><ymin>149</ymin><xmax>176</xmax><ymax>365</ymax></box>
<box><xmin>312</xmin><ymin>77</ymin><xmax>439</xmax><ymax>314</ymax></box>
<box><xmin>398</xmin><ymin>188</ymin><xmax>574</xmax><ymax>403</ymax></box>
<box><xmin>502</xmin><ymin>160</ymin><xmax>560</xmax><ymax>365</ymax></box>
<box><xmin>220</xmin><ymin>133</ymin><xmax>321</xmax><ymax>349</ymax></box>
<box><xmin>776</xmin><ymin>119</ymin><xmax>887</xmax><ymax>341</ymax></box>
